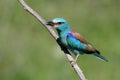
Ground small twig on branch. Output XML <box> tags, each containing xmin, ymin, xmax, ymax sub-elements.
<box><xmin>18</xmin><ymin>0</ymin><xmax>87</xmax><ymax>80</ymax></box>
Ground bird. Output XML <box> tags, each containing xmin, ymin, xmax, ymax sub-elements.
<box><xmin>46</xmin><ymin>18</ymin><xmax>108</xmax><ymax>62</ymax></box>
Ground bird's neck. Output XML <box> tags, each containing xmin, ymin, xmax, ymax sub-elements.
<box><xmin>58</xmin><ymin>28</ymin><xmax>70</xmax><ymax>37</ymax></box>
<box><xmin>57</xmin><ymin>25</ymin><xmax>70</xmax><ymax>35</ymax></box>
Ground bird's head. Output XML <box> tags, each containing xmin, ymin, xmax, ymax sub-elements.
<box><xmin>47</xmin><ymin>18</ymin><xmax>71</xmax><ymax>33</ymax></box>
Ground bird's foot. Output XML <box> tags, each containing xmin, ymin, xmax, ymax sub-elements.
<box><xmin>70</xmin><ymin>60</ymin><xmax>76</xmax><ymax>66</ymax></box>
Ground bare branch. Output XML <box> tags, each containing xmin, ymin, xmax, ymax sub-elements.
<box><xmin>18</xmin><ymin>0</ymin><xmax>87</xmax><ymax>80</ymax></box>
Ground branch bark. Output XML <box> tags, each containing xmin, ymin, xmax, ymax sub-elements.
<box><xmin>18</xmin><ymin>0</ymin><xmax>87</xmax><ymax>80</ymax></box>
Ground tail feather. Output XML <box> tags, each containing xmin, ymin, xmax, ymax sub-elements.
<box><xmin>93</xmin><ymin>52</ymin><xmax>108</xmax><ymax>62</ymax></box>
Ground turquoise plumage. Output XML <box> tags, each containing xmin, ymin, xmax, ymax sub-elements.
<box><xmin>47</xmin><ymin>18</ymin><xmax>108</xmax><ymax>62</ymax></box>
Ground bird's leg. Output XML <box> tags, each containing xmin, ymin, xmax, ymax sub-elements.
<box><xmin>75</xmin><ymin>54</ymin><xmax>79</xmax><ymax>62</ymax></box>
<box><xmin>71</xmin><ymin>54</ymin><xmax>79</xmax><ymax>65</ymax></box>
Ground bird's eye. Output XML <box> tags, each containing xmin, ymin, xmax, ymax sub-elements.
<box><xmin>57</xmin><ymin>22</ymin><xmax>64</xmax><ymax>25</ymax></box>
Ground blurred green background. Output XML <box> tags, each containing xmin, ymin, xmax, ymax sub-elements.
<box><xmin>0</xmin><ymin>0</ymin><xmax>120</xmax><ymax>80</ymax></box>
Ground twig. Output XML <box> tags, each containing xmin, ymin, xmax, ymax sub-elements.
<box><xmin>18</xmin><ymin>0</ymin><xmax>87</xmax><ymax>80</ymax></box>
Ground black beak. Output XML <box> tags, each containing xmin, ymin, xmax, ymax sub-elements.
<box><xmin>46</xmin><ymin>21</ymin><xmax>54</xmax><ymax>26</ymax></box>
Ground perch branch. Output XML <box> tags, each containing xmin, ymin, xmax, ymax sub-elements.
<box><xmin>18</xmin><ymin>0</ymin><xmax>87</xmax><ymax>80</ymax></box>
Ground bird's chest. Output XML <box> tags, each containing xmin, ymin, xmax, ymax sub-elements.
<box><xmin>59</xmin><ymin>33</ymin><xmax>68</xmax><ymax>47</ymax></box>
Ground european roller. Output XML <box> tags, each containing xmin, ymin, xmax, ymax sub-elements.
<box><xmin>47</xmin><ymin>18</ymin><xmax>108</xmax><ymax>62</ymax></box>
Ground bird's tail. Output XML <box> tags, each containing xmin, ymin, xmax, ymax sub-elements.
<box><xmin>92</xmin><ymin>52</ymin><xmax>109</xmax><ymax>62</ymax></box>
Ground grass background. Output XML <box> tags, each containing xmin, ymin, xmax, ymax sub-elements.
<box><xmin>0</xmin><ymin>0</ymin><xmax>120</xmax><ymax>80</ymax></box>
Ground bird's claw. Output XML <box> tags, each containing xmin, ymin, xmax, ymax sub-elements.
<box><xmin>70</xmin><ymin>60</ymin><xmax>76</xmax><ymax>66</ymax></box>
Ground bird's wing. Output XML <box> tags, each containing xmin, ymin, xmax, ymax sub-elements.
<box><xmin>71</xmin><ymin>30</ymin><xmax>89</xmax><ymax>44</ymax></box>
<box><xmin>66</xmin><ymin>32</ymin><xmax>87</xmax><ymax>51</ymax></box>
<box><xmin>71</xmin><ymin>31</ymin><xmax>95</xmax><ymax>52</ymax></box>
<box><xmin>67</xmin><ymin>31</ymin><xmax>108</xmax><ymax>62</ymax></box>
